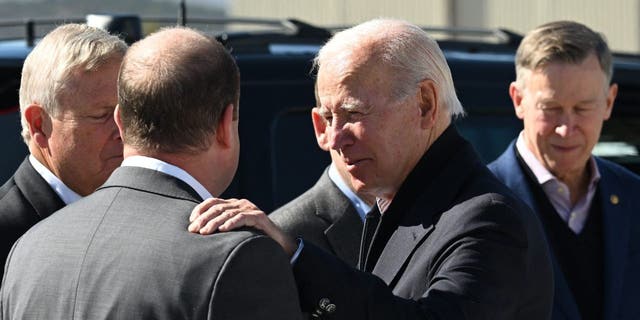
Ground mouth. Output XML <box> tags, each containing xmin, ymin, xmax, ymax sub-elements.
<box><xmin>551</xmin><ymin>144</ymin><xmax>579</xmax><ymax>153</ymax></box>
<box><xmin>343</xmin><ymin>157</ymin><xmax>370</xmax><ymax>169</ymax></box>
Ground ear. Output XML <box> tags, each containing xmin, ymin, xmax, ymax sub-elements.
<box><xmin>510</xmin><ymin>82</ymin><xmax>525</xmax><ymax>120</ymax></box>
<box><xmin>24</xmin><ymin>104</ymin><xmax>50</xmax><ymax>148</ymax></box>
<box><xmin>114</xmin><ymin>104</ymin><xmax>126</xmax><ymax>141</ymax></box>
<box><xmin>603</xmin><ymin>83</ymin><xmax>617</xmax><ymax>120</ymax></box>
<box><xmin>215</xmin><ymin>104</ymin><xmax>236</xmax><ymax>148</ymax></box>
<box><xmin>311</xmin><ymin>107</ymin><xmax>330</xmax><ymax>151</ymax></box>
<box><xmin>417</xmin><ymin>79</ymin><xmax>439</xmax><ymax>129</ymax></box>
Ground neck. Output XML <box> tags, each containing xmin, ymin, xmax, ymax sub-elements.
<box><xmin>123</xmin><ymin>146</ymin><xmax>227</xmax><ymax>197</ymax></box>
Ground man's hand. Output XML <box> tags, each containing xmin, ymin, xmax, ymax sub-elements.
<box><xmin>188</xmin><ymin>198</ymin><xmax>297</xmax><ymax>256</ymax></box>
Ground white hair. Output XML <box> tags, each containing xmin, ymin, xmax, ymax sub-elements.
<box><xmin>314</xmin><ymin>18</ymin><xmax>464</xmax><ymax>118</ymax></box>
<box><xmin>19</xmin><ymin>23</ymin><xmax>127</xmax><ymax>143</ymax></box>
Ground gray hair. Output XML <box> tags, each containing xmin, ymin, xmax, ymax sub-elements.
<box><xmin>19</xmin><ymin>23</ymin><xmax>127</xmax><ymax>143</ymax></box>
<box><xmin>314</xmin><ymin>18</ymin><xmax>464</xmax><ymax>118</ymax></box>
<box><xmin>515</xmin><ymin>20</ymin><xmax>613</xmax><ymax>89</ymax></box>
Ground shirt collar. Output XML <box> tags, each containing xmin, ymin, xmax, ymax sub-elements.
<box><xmin>29</xmin><ymin>155</ymin><xmax>81</xmax><ymax>205</ymax></box>
<box><xmin>121</xmin><ymin>155</ymin><xmax>213</xmax><ymax>201</ymax></box>
<box><xmin>328</xmin><ymin>163</ymin><xmax>372</xmax><ymax>221</ymax></box>
<box><xmin>515</xmin><ymin>131</ymin><xmax>601</xmax><ymax>186</ymax></box>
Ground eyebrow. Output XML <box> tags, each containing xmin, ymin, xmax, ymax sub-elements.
<box><xmin>538</xmin><ymin>97</ymin><xmax>599</xmax><ymax>107</ymax></box>
<box><xmin>341</xmin><ymin>102</ymin><xmax>363</xmax><ymax>112</ymax></box>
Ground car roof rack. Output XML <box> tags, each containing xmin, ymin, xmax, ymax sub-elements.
<box><xmin>0</xmin><ymin>14</ymin><xmax>524</xmax><ymax>55</ymax></box>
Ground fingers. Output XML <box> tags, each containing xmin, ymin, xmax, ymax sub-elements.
<box><xmin>189</xmin><ymin>198</ymin><xmax>225</xmax><ymax>222</ymax></box>
<box><xmin>218</xmin><ymin>209</ymin><xmax>263</xmax><ymax>231</ymax></box>
<box><xmin>188</xmin><ymin>198</ymin><xmax>259</xmax><ymax>234</ymax></box>
<box><xmin>187</xmin><ymin>198</ymin><xmax>298</xmax><ymax>257</ymax></box>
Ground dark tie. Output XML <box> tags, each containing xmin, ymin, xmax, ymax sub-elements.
<box><xmin>358</xmin><ymin>206</ymin><xmax>381</xmax><ymax>271</ymax></box>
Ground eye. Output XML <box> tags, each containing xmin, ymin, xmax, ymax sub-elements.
<box><xmin>88</xmin><ymin>112</ymin><xmax>112</xmax><ymax>122</ymax></box>
<box><xmin>322</xmin><ymin>113</ymin><xmax>333</xmax><ymax>124</ymax></box>
<box><xmin>539</xmin><ymin>105</ymin><xmax>561</xmax><ymax>115</ymax></box>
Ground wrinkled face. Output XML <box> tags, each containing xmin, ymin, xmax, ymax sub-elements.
<box><xmin>47</xmin><ymin>59</ymin><xmax>123</xmax><ymax>196</ymax></box>
<box><xmin>513</xmin><ymin>54</ymin><xmax>616</xmax><ymax>180</ymax></box>
<box><xmin>313</xmin><ymin>61</ymin><xmax>426</xmax><ymax>199</ymax></box>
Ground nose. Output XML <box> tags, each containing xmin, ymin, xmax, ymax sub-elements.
<box><xmin>326</xmin><ymin>118</ymin><xmax>352</xmax><ymax>152</ymax></box>
<box><xmin>554</xmin><ymin>112</ymin><xmax>575</xmax><ymax>138</ymax></box>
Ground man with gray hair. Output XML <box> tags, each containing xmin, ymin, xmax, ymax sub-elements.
<box><xmin>1</xmin><ymin>27</ymin><xmax>302</xmax><ymax>319</ymax></box>
<box><xmin>189</xmin><ymin>18</ymin><xmax>553</xmax><ymax>319</ymax></box>
<box><xmin>0</xmin><ymin>23</ymin><xmax>126</xmax><ymax>280</ymax></box>
<box><xmin>489</xmin><ymin>21</ymin><xmax>640</xmax><ymax>320</ymax></box>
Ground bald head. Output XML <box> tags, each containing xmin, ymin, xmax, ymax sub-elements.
<box><xmin>118</xmin><ymin>27</ymin><xmax>240</xmax><ymax>154</ymax></box>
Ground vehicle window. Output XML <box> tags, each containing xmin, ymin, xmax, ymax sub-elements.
<box><xmin>454</xmin><ymin>113</ymin><xmax>522</xmax><ymax>163</ymax></box>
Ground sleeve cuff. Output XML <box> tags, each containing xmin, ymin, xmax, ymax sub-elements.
<box><xmin>290</xmin><ymin>238</ymin><xmax>304</xmax><ymax>264</ymax></box>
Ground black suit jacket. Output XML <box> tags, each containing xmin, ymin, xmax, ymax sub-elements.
<box><xmin>0</xmin><ymin>157</ymin><xmax>64</xmax><ymax>280</ymax></box>
<box><xmin>270</xmin><ymin>168</ymin><xmax>363</xmax><ymax>267</ymax></box>
<box><xmin>292</xmin><ymin>126</ymin><xmax>554</xmax><ymax>319</ymax></box>
<box><xmin>1</xmin><ymin>166</ymin><xmax>302</xmax><ymax>319</ymax></box>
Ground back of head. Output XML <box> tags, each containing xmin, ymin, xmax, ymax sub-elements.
<box><xmin>515</xmin><ymin>20</ymin><xmax>613</xmax><ymax>87</ymax></box>
<box><xmin>314</xmin><ymin>18</ymin><xmax>464</xmax><ymax>118</ymax></box>
<box><xmin>19</xmin><ymin>23</ymin><xmax>127</xmax><ymax>144</ymax></box>
<box><xmin>118</xmin><ymin>27</ymin><xmax>240</xmax><ymax>154</ymax></box>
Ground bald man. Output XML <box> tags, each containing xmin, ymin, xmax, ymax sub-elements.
<box><xmin>1</xmin><ymin>27</ymin><xmax>302</xmax><ymax>320</ymax></box>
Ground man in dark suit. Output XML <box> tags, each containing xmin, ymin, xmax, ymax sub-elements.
<box><xmin>1</xmin><ymin>27</ymin><xmax>302</xmax><ymax>319</ymax></box>
<box><xmin>189</xmin><ymin>19</ymin><xmax>553</xmax><ymax>319</ymax></box>
<box><xmin>488</xmin><ymin>21</ymin><xmax>640</xmax><ymax>320</ymax></box>
<box><xmin>0</xmin><ymin>24</ymin><xmax>127</xmax><ymax>280</ymax></box>
<box><xmin>271</xmin><ymin>149</ymin><xmax>375</xmax><ymax>267</ymax></box>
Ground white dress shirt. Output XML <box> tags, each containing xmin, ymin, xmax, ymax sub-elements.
<box><xmin>120</xmin><ymin>155</ymin><xmax>213</xmax><ymax>200</ymax></box>
<box><xmin>328</xmin><ymin>163</ymin><xmax>373</xmax><ymax>221</ymax></box>
<box><xmin>29</xmin><ymin>155</ymin><xmax>81</xmax><ymax>205</ymax></box>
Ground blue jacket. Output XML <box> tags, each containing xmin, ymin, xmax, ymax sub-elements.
<box><xmin>489</xmin><ymin>141</ymin><xmax>640</xmax><ymax>320</ymax></box>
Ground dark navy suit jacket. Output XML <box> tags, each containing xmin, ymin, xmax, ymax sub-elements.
<box><xmin>292</xmin><ymin>127</ymin><xmax>553</xmax><ymax>319</ymax></box>
<box><xmin>0</xmin><ymin>157</ymin><xmax>64</xmax><ymax>280</ymax></box>
<box><xmin>489</xmin><ymin>141</ymin><xmax>640</xmax><ymax>320</ymax></box>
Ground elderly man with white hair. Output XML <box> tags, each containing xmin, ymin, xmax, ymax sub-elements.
<box><xmin>190</xmin><ymin>18</ymin><xmax>553</xmax><ymax>320</ymax></box>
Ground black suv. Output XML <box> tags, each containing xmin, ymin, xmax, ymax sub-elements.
<box><xmin>1</xmin><ymin>15</ymin><xmax>639</xmax><ymax>212</ymax></box>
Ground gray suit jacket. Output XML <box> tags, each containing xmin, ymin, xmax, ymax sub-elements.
<box><xmin>1</xmin><ymin>166</ymin><xmax>302</xmax><ymax>320</ymax></box>
<box><xmin>270</xmin><ymin>169</ymin><xmax>363</xmax><ymax>267</ymax></box>
<box><xmin>292</xmin><ymin>126</ymin><xmax>553</xmax><ymax>319</ymax></box>
<box><xmin>0</xmin><ymin>157</ymin><xmax>64</xmax><ymax>280</ymax></box>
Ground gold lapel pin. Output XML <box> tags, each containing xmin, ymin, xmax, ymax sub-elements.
<box><xmin>610</xmin><ymin>194</ymin><xmax>619</xmax><ymax>205</ymax></box>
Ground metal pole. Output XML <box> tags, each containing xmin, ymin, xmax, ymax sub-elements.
<box><xmin>178</xmin><ymin>0</ymin><xmax>187</xmax><ymax>26</ymax></box>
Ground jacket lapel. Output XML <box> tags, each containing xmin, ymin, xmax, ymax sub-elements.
<box><xmin>596</xmin><ymin>159</ymin><xmax>631</xmax><ymax>320</ymax></box>
<box><xmin>371</xmin><ymin>127</ymin><xmax>478</xmax><ymax>286</ymax></box>
<box><xmin>314</xmin><ymin>171</ymin><xmax>364</xmax><ymax>267</ymax></box>
<box><xmin>324</xmin><ymin>205</ymin><xmax>363</xmax><ymax>267</ymax></box>
<box><xmin>372</xmin><ymin>214</ymin><xmax>434</xmax><ymax>285</ymax></box>
<box><xmin>14</xmin><ymin>158</ymin><xmax>65</xmax><ymax>219</ymax></box>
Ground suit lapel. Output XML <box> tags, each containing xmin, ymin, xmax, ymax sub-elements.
<box><xmin>324</xmin><ymin>205</ymin><xmax>363</xmax><ymax>267</ymax></box>
<box><xmin>371</xmin><ymin>127</ymin><xmax>477</xmax><ymax>286</ymax></box>
<box><xmin>596</xmin><ymin>159</ymin><xmax>631</xmax><ymax>320</ymax></box>
<box><xmin>314</xmin><ymin>171</ymin><xmax>364</xmax><ymax>267</ymax></box>
<box><xmin>372</xmin><ymin>217</ymin><xmax>433</xmax><ymax>285</ymax></box>
<box><xmin>13</xmin><ymin>158</ymin><xmax>65</xmax><ymax>219</ymax></box>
